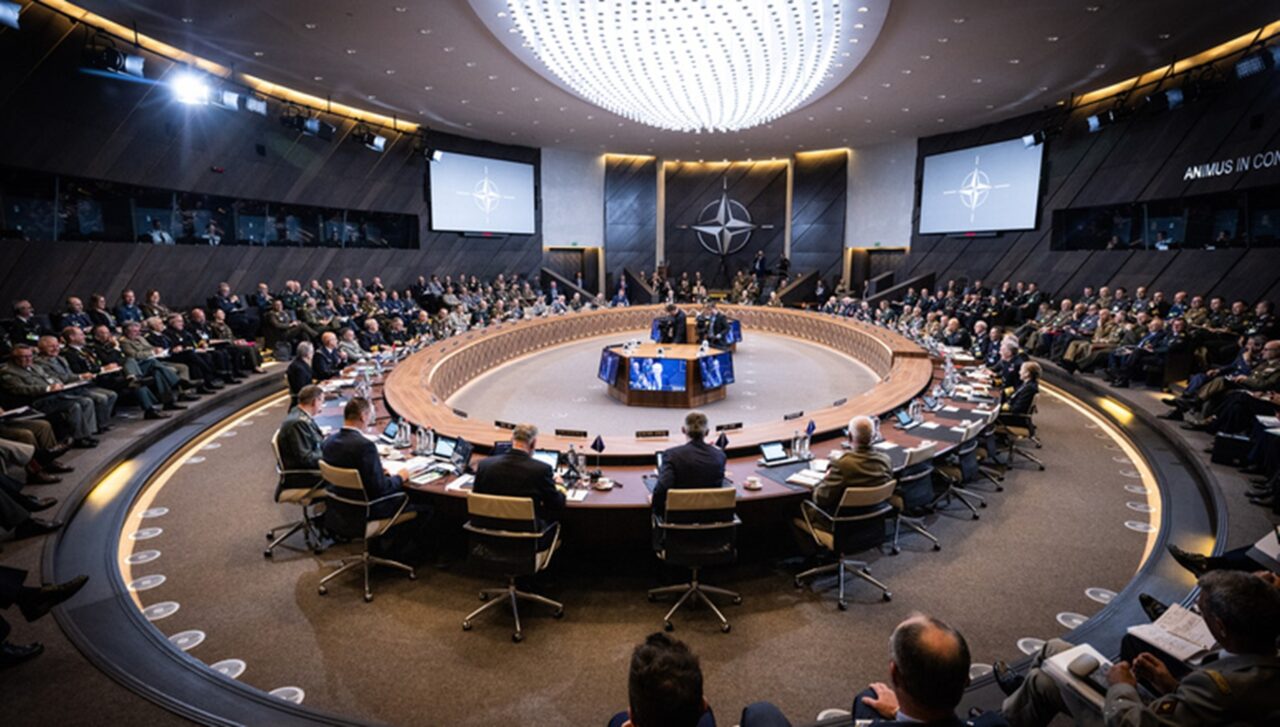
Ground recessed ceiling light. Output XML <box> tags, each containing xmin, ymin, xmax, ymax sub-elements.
<box><xmin>511</xmin><ymin>132</ymin><xmax>518</xmax><ymax>136</ymax></box>
<box><xmin>1085</xmin><ymin>5</ymin><xmax>1101</xmax><ymax>12</ymax></box>
<box><xmin>1096</xmin><ymin>63</ymin><xmax>1106</xmax><ymax>69</ymax></box>
<box><xmin>985</xmin><ymin>103</ymin><xmax>995</xmax><ymax>109</ymax></box>
<box><xmin>497</xmin><ymin>11</ymin><xmax>507</xmax><ymax>18</ymax></box>
<box><xmin>881</xmin><ymin>82</ymin><xmax>892</xmax><ymax>88</ymax></box>
<box><xmin>835</xmin><ymin>105</ymin><xmax>844</xmax><ymax>111</ymax></box>
<box><xmin>864</xmin><ymin>118</ymin><xmax>872</xmax><ymax>123</ymax></box>
<box><xmin>937</xmin><ymin>93</ymin><xmax>947</xmax><ymax>99</ymax></box>
<box><xmin>587</xmin><ymin>115</ymin><xmax>594</xmax><ymax>120</ymax></box>
<box><xmin>901</xmin><ymin>69</ymin><xmax>912</xmax><ymax>74</ymax></box>
<box><xmin>889</xmin><ymin>129</ymin><xmax>897</xmax><ymax>134</ymax></box>
<box><xmin>953</xmin><ymin>17</ymin><xmax>966</xmax><ymax>24</ymax></box>
<box><xmin>849</xmin><ymin>38</ymin><xmax>860</xmax><ymax>44</ymax></box>
<box><xmin>313</xmin><ymin>75</ymin><xmax>324</xmax><ymax>81</ymax></box>
<box><xmin>465</xmin><ymin>122</ymin><xmax>473</xmax><ymax>127</ymax></box>
<box><xmin>807</xmin><ymin>116</ymin><xmax>815</xmax><ymax>121</ymax></box>
<box><xmin>345</xmin><ymin>49</ymin><xmax>356</xmax><ymax>54</ymax></box>
<box><xmin>558</xmin><ymin>106</ymin><xmax>567</xmax><ymax>111</ymax></box>
<box><xmin>1008</xmin><ymin>58</ymin><xmax>1020</xmax><ymax>64</ymax></box>
<box><xmin>496</xmin><ymin>110</ymin><xmax>505</xmax><ymax>115</ymax></box>
<box><xmin>1157</xmin><ymin>32</ymin><xmax>1170</xmax><ymax>40</ymax></box>
<box><xmin>533</xmin><ymin>97</ymin><xmax>541</xmax><ymax>102</ymax></box>
<box><xmin>367</xmin><ymin>95</ymin><xmax>376</xmax><ymax>100</ymax></box>
<box><xmin>859</xmin><ymin>95</ymin><xmax>869</xmax><ymax>100</ymax></box>
<box><xmin>901</xmin><ymin>107</ymin><xmax>910</xmax><ymax>112</ymax></box>
<box><xmin>423</xmin><ymin>85</ymin><xmax>433</xmax><ymax>91</ymax></box>
<box><xmin>511</xmin><ymin>86</ymin><xmax>519</xmax><ymax>91</ymax></box>
<box><xmin>937</xmin><ymin>37</ymin><xmax>949</xmax><ymax>43</ymax></box>
<box><xmin>305</xmin><ymin>23</ymin><xmax>317</xmax><ymax>30</ymax></box>
<box><xmin>971</xmin><ymin>78</ymin><xmax>982</xmax><ymax>83</ymax></box>
<box><xmin>385</xmin><ymin>69</ymin><xmax>395</xmax><ymax>75</ymax></box>
<box><xmin>568</xmin><ymin>128</ymin><xmax>575</xmax><ymax>132</ymax></box>
<box><xmin>617</xmin><ymin>122</ymin><xmax>624</xmax><ymax>126</ymax></box>
<box><xmin>488</xmin><ymin>75</ymin><xmax>498</xmax><ymax>80</ymax></box>
<box><xmin>465</xmin><ymin>61</ymin><xmax>477</xmax><ymax>67</ymax></box>
<box><xmin>1045</xmin><ymin>35</ymin><xmax>1059</xmax><ymax>42</ymax></box>
<box><xmin>919</xmin><ymin>54</ymin><xmax>931</xmax><ymax>60</ymax></box>
<box><xmin>253</xmin><ymin>51</ymin><xmax>265</xmax><ymax>57</ymax></box>
<box><xmin>395</xmin><ymin>6</ymin><xmax>407</xmax><ymax>12</ymax></box>
<box><xmin>937</xmin><ymin>118</ymin><xmax>945</xmax><ymax>123</ymax></box>
<box><xmin>460</xmin><ymin>99</ymin><xmax>470</xmax><ymax>104</ymax></box>
<box><xmin>181</xmin><ymin>17</ymin><xmax>194</xmax><ymax>24</ymax></box>
<box><xmin>857</xmin><ymin>6</ymin><xmax>868</xmax><ymax>12</ymax></box>
<box><xmin>854</xmin><ymin>23</ymin><xmax>864</xmax><ymax>29</ymax></box>
<box><xmin>1039</xmin><ymin>85</ymin><xmax>1049</xmax><ymax>92</ymax></box>
<box><xmin>419</xmin><ymin>28</ymin><xmax>431</xmax><ymax>35</ymax></box>
<box><xmin>443</xmin><ymin>46</ymin><xmax>455</xmax><ymax>52</ymax></box>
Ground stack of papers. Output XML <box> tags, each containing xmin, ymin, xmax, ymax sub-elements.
<box><xmin>811</xmin><ymin>458</ymin><xmax>830</xmax><ymax>473</ymax></box>
<box><xmin>0</xmin><ymin>406</ymin><xmax>31</xmax><ymax>419</ymax></box>
<box><xmin>445</xmin><ymin>474</ymin><xmax>474</xmax><ymax>492</ymax></box>
<box><xmin>1257</xmin><ymin>415</ymin><xmax>1280</xmax><ymax>429</ymax></box>
<box><xmin>873</xmin><ymin>441</ymin><xmax>899</xmax><ymax>451</ymax></box>
<box><xmin>566</xmin><ymin>489</ymin><xmax>590</xmax><ymax>502</ymax></box>
<box><xmin>1127</xmin><ymin>604</ymin><xmax>1216</xmax><ymax>662</ymax></box>
<box><xmin>785</xmin><ymin>469</ymin><xmax>824</xmax><ymax>487</ymax></box>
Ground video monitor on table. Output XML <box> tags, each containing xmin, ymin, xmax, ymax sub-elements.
<box><xmin>598</xmin><ymin>348</ymin><xmax>621</xmax><ymax>386</ymax></box>
<box><xmin>725</xmin><ymin>320</ymin><xmax>742</xmax><ymax>344</ymax></box>
<box><xmin>433</xmin><ymin>434</ymin><xmax>458</xmax><ymax>460</ymax></box>
<box><xmin>698</xmin><ymin>351</ymin><xmax>735</xmax><ymax>390</ymax></box>
<box><xmin>532</xmin><ymin>449</ymin><xmax>560</xmax><ymax>469</ymax></box>
<box><xmin>628</xmin><ymin>357</ymin><xmax>687</xmax><ymax>392</ymax></box>
<box><xmin>650</xmin><ymin>318</ymin><xmax>662</xmax><ymax>342</ymax></box>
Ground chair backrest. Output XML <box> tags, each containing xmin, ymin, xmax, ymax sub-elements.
<box><xmin>319</xmin><ymin>461</ymin><xmax>365</xmax><ymax>498</ymax></box>
<box><xmin>895</xmin><ymin>463</ymin><xmax>935</xmax><ymax>511</ymax></box>
<box><xmin>658</xmin><ymin>487</ymin><xmax>738</xmax><ymax>566</ymax></box>
<box><xmin>903</xmin><ymin>441</ymin><xmax>936</xmax><ymax>467</ymax></box>
<box><xmin>464</xmin><ymin>492</ymin><xmax>546</xmax><ymax>576</ymax></box>
<box><xmin>832</xmin><ymin>479</ymin><xmax>897</xmax><ymax>554</ymax></box>
<box><xmin>318</xmin><ymin>461</ymin><xmax>375</xmax><ymax>539</ymax></box>
<box><xmin>270</xmin><ymin>429</ymin><xmax>286</xmax><ymax>474</ymax></box>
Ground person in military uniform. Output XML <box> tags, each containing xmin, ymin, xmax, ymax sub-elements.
<box><xmin>114</xmin><ymin>322</ymin><xmax>197</xmax><ymax>396</ymax></box>
<box><xmin>59</xmin><ymin>327</ymin><xmax>168</xmax><ymax>420</ymax></box>
<box><xmin>1181</xmin><ymin>339</ymin><xmax>1280</xmax><ymax>428</ymax></box>
<box><xmin>0</xmin><ymin>345</ymin><xmax>98</xmax><ymax>447</ymax></box>
<box><xmin>807</xmin><ymin>416</ymin><xmax>892</xmax><ymax>532</ymax></box>
<box><xmin>34</xmin><ymin>336</ymin><xmax>118</xmax><ymax>427</ymax></box>
<box><xmin>994</xmin><ymin>570</ymin><xmax>1280</xmax><ymax>727</ymax></box>
<box><xmin>263</xmin><ymin>299</ymin><xmax>316</xmax><ymax>352</ymax></box>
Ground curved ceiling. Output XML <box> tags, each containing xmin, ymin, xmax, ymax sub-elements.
<box><xmin>68</xmin><ymin>0</ymin><xmax>1279</xmax><ymax>158</ymax></box>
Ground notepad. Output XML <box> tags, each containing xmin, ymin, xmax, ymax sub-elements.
<box><xmin>1127</xmin><ymin>604</ymin><xmax>1216</xmax><ymax>662</ymax></box>
<box><xmin>786</xmin><ymin>470</ymin><xmax>823</xmax><ymax>487</ymax></box>
<box><xmin>919</xmin><ymin>421</ymin><xmax>940</xmax><ymax>430</ymax></box>
<box><xmin>873</xmin><ymin>441</ymin><xmax>899</xmax><ymax>450</ymax></box>
<box><xmin>1257</xmin><ymin>415</ymin><xmax>1280</xmax><ymax>429</ymax></box>
<box><xmin>566</xmin><ymin>489</ymin><xmax>589</xmax><ymax>502</ymax></box>
<box><xmin>942</xmin><ymin>405</ymin><xmax>960</xmax><ymax>412</ymax></box>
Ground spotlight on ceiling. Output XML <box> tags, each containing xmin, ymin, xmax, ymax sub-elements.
<box><xmin>1143</xmin><ymin>86</ymin><xmax>1186</xmax><ymax>112</ymax></box>
<box><xmin>211</xmin><ymin>89</ymin><xmax>269</xmax><ymax>116</ymax></box>
<box><xmin>1086</xmin><ymin>108</ymin><xmax>1124</xmax><ymax>133</ymax></box>
<box><xmin>280</xmin><ymin>106</ymin><xmax>335</xmax><ymax>141</ymax></box>
<box><xmin>83</xmin><ymin>39</ymin><xmax>146</xmax><ymax>79</ymax></box>
<box><xmin>352</xmin><ymin>124</ymin><xmax>388</xmax><ymax>152</ymax></box>
<box><xmin>413</xmin><ymin>133</ymin><xmax>443</xmax><ymax>162</ymax></box>
<box><xmin>0</xmin><ymin>1</ymin><xmax>21</xmax><ymax>30</ymax></box>
<box><xmin>1234</xmin><ymin>45</ymin><xmax>1280</xmax><ymax>79</ymax></box>
<box><xmin>1021</xmin><ymin>130</ymin><xmax>1047</xmax><ymax>147</ymax></box>
<box><xmin>171</xmin><ymin>68</ymin><xmax>212</xmax><ymax>105</ymax></box>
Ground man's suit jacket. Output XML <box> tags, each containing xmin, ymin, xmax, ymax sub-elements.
<box><xmin>286</xmin><ymin>358</ymin><xmax>313</xmax><ymax>396</ymax></box>
<box><xmin>321</xmin><ymin>427</ymin><xmax>404</xmax><ymax>520</ymax></box>
<box><xmin>313</xmin><ymin>346</ymin><xmax>344</xmax><ymax>381</ymax></box>
<box><xmin>1004</xmin><ymin>379</ymin><xmax>1039</xmax><ymax>415</ymax></box>
<box><xmin>472</xmin><ymin>449</ymin><xmax>564</xmax><ymax>527</ymax></box>
<box><xmin>813</xmin><ymin>445</ymin><xmax>893</xmax><ymax>513</ymax></box>
<box><xmin>276</xmin><ymin>408</ymin><xmax>324</xmax><ymax>496</ymax></box>
<box><xmin>653</xmin><ymin>439</ymin><xmax>726</xmax><ymax>514</ymax></box>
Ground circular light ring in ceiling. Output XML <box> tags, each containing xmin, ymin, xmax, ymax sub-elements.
<box><xmin>473</xmin><ymin>0</ymin><xmax>887</xmax><ymax>134</ymax></box>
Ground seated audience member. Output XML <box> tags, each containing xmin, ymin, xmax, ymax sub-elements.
<box><xmin>0</xmin><ymin>476</ymin><xmax>63</xmax><ymax>540</ymax></box>
<box><xmin>741</xmin><ymin>614</ymin><xmax>1005</xmax><ymax>726</ymax></box>
<box><xmin>139</xmin><ymin>289</ymin><xmax>172</xmax><ymax>320</ymax></box>
<box><xmin>0</xmin><ymin>345</ymin><xmax>99</xmax><ymax>447</ymax></box>
<box><xmin>263</xmin><ymin>299</ymin><xmax>315</xmax><ymax>350</ymax></box>
<box><xmin>152</xmin><ymin>315</ymin><xmax>225</xmax><ymax>388</ymax></box>
<box><xmin>86</xmin><ymin>294</ymin><xmax>118</xmax><ymax>331</ymax></box>
<box><xmin>276</xmin><ymin>385</ymin><xmax>325</xmax><ymax>497</ymax></box>
<box><xmin>653</xmin><ymin>411</ymin><xmax>726</xmax><ymax>516</ymax></box>
<box><xmin>473</xmin><ymin>423</ymin><xmax>564</xmax><ymax>545</ymax></box>
<box><xmin>248</xmin><ymin>282</ymin><xmax>274</xmax><ymax>312</ymax></box>
<box><xmin>286</xmin><ymin>342</ymin><xmax>314</xmax><ymax>407</ymax></box>
<box><xmin>56</xmin><ymin>297</ymin><xmax>92</xmax><ymax>332</ymax></box>
<box><xmin>207</xmin><ymin>308</ymin><xmax>265</xmax><ymax>373</ymax></box>
<box><xmin>113</xmin><ymin>322</ymin><xmax>196</xmax><ymax>399</ymax></box>
<box><xmin>0</xmin><ymin>567</ymin><xmax>88</xmax><ymax>669</ymax></box>
<box><xmin>940</xmin><ymin>317</ymin><xmax>972</xmax><ymax>349</ymax></box>
<box><xmin>608</xmin><ymin>632</ymin><xmax>715</xmax><ymax>727</ymax></box>
<box><xmin>114</xmin><ymin>290</ymin><xmax>144</xmax><ymax>326</ymax></box>
<box><xmin>1180</xmin><ymin>339</ymin><xmax>1280</xmax><ymax>429</ymax></box>
<box><xmin>34</xmin><ymin>335</ymin><xmax>118</xmax><ymax>427</ymax></box>
<box><xmin>185</xmin><ymin>308</ymin><xmax>243</xmax><ymax>381</ymax></box>
<box><xmin>995</xmin><ymin>570</ymin><xmax>1280</xmax><ymax>727</ymax></box>
<box><xmin>60</xmin><ymin>327</ymin><xmax>167</xmax><ymax>420</ymax></box>
<box><xmin>358</xmin><ymin>319</ymin><xmax>387</xmax><ymax>352</ymax></box>
<box><xmin>337</xmin><ymin>327</ymin><xmax>365</xmax><ymax>361</ymax></box>
<box><xmin>6</xmin><ymin>300</ymin><xmax>45</xmax><ymax>347</ymax></box>
<box><xmin>989</xmin><ymin>342</ymin><xmax>1027</xmax><ymax>391</ymax></box>
<box><xmin>0</xmin><ymin>412</ymin><xmax>71</xmax><ymax>482</ymax></box>
<box><xmin>1003</xmin><ymin>361</ymin><xmax>1040</xmax><ymax>415</ymax></box>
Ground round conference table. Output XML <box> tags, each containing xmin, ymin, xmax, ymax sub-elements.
<box><xmin>314</xmin><ymin>307</ymin><xmax>998</xmax><ymax>551</ymax></box>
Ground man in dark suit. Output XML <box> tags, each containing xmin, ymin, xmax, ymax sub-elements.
<box><xmin>320</xmin><ymin>397</ymin><xmax>422</xmax><ymax>527</ymax></box>
<box><xmin>286</xmin><ymin>342</ymin><xmax>314</xmax><ymax>408</ymax></box>
<box><xmin>696</xmin><ymin>302</ymin><xmax>730</xmax><ymax>348</ymax></box>
<box><xmin>658</xmin><ymin>304</ymin><xmax>688</xmax><ymax>345</ymax></box>
<box><xmin>741</xmin><ymin>615</ymin><xmax>1008</xmax><ymax>727</ymax></box>
<box><xmin>1003</xmin><ymin>361</ymin><xmax>1040</xmax><ymax>416</ymax></box>
<box><xmin>473</xmin><ymin>423</ymin><xmax>564</xmax><ymax>533</ymax></box>
<box><xmin>313</xmin><ymin>332</ymin><xmax>346</xmax><ymax>381</ymax></box>
<box><xmin>653</xmin><ymin>411</ymin><xmax>726</xmax><ymax>515</ymax></box>
<box><xmin>276</xmin><ymin>385</ymin><xmax>325</xmax><ymax>499</ymax></box>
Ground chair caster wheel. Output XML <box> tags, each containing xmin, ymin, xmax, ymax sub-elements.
<box><xmin>480</xmin><ymin>592</ymin><xmax>490</xmax><ymax>601</ymax></box>
<box><xmin>932</xmin><ymin>543</ymin><xmax>942</xmax><ymax>552</ymax></box>
<box><xmin>265</xmin><ymin>532</ymin><xmax>273</xmax><ymax>541</ymax></box>
<box><xmin>793</xmin><ymin>578</ymin><xmax>803</xmax><ymax>589</ymax></box>
<box><xmin>883</xmin><ymin>592</ymin><xmax>893</xmax><ymax>602</ymax></box>
<box><xmin>971</xmin><ymin>513</ymin><xmax>980</xmax><ymax>520</ymax></box>
<box><xmin>891</xmin><ymin>546</ymin><xmax>901</xmax><ymax>555</ymax></box>
<box><xmin>364</xmin><ymin>593</ymin><xmax>373</xmax><ymax>603</ymax></box>
<box><xmin>732</xmin><ymin>596</ymin><xmax>742</xmax><ymax>605</ymax></box>
<box><xmin>664</xmin><ymin>621</ymin><xmax>674</xmax><ymax>632</ymax></box>
<box><xmin>263</xmin><ymin>549</ymin><xmax>273</xmax><ymax>558</ymax></box>
<box><xmin>837</xmin><ymin>601</ymin><xmax>848</xmax><ymax>611</ymax></box>
<box><xmin>647</xmin><ymin>593</ymin><xmax>657</xmax><ymax>602</ymax></box>
<box><xmin>1038</xmin><ymin>465</ymin><xmax>1045</xmax><ymax>471</ymax></box>
<box><xmin>408</xmin><ymin>570</ymin><xmax>417</xmax><ymax>580</ymax></box>
<box><xmin>318</xmin><ymin>586</ymin><xmax>328</xmax><ymax>595</ymax></box>
<box><xmin>512</xmin><ymin>633</ymin><xmax>523</xmax><ymax>643</ymax></box>
<box><xmin>980</xmin><ymin>501</ymin><xmax>988</xmax><ymax>508</ymax></box>
<box><xmin>553</xmin><ymin>608</ymin><xmax>565</xmax><ymax>619</ymax></box>
<box><xmin>462</xmin><ymin>621</ymin><xmax>472</xmax><ymax>631</ymax></box>
<box><xmin>721</xmin><ymin>623</ymin><xmax>731</xmax><ymax>633</ymax></box>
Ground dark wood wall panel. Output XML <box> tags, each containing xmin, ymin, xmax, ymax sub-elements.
<box><xmin>0</xmin><ymin>6</ymin><xmax>546</xmax><ymax>312</ymax></box>
<box><xmin>663</xmin><ymin>161</ymin><xmax>788</xmax><ymax>288</ymax></box>
<box><xmin>603</xmin><ymin>156</ymin><xmax>658</xmax><ymax>279</ymax></box>
<box><xmin>790</xmin><ymin>152</ymin><xmax>847</xmax><ymax>284</ymax></box>
<box><xmin>893</xmin><ymin>60</ymin><xmax>1280</xmax><ymax>305</ymax></box>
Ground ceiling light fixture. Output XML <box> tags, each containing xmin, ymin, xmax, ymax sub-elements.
<box><xmin>494</xmin><ymin>0</ymin><xmax>863</xmax><ymax>133</ymax></box>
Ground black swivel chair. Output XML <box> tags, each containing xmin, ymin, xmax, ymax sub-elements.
<box><xmin>890</xmin><ymin>443</ymin><xmax>942</xmax><ymax>554</ymax></box>
<box><xmin>648</xmin><ymin>487</ymin><xmax>741</xmax><ymax>633</ymax></box>
<box><xmin>316</xmin><ymin>461</ymin><xmax>417</xmax><ymax>602</ymax></box>
<box><xmin>264</xmin><ymin>429</ymin><xmax>327</xmax><ymax>558</ymax></box>
<box><xmin>933</xmin><ymin>423</ymin><xmax>992</xmax><ymax>520</ymax></box>
<box><xmin>996</xmin><ymin>393</ymin><xmax>1045</xmax><ymax>470</ymax></box>
<box><xmin>461</xmin><ymin>492</ymin><xmax>564</xmax><ymax>643</ymax></box>
<box><xmin>793</xmin><ymin>479</ymin><xmax>897</xmax><ymax>609</ymax></box>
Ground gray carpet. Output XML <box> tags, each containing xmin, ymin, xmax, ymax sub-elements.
<box><xmin>448</xmin><ymin>331</ymin><xmax>880</xmax><ymax>434</ymax></box>
<box><xmin>102</xmin><ymin>387</ymin><xmax>1152</xmax><ymax>726</ymax></box>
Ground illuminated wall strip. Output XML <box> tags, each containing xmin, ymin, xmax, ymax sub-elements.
<box><xmin>36</xmin><ymin>0</ymin><xmax>418</xmax><ymax>133</ymax></box>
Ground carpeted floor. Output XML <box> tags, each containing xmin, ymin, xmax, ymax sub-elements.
<box><xmin>448</xmin><ymin>331</ymin><xmax>881</xmax><ymax>435</ymax></box>
<box><xmin>102</xmin><ymin>386</ymin><xmax>1153</xmax><ymax>727</ymax></box>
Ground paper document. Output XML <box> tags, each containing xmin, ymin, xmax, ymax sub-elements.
<box><xmin>919</xmin><ymin>421</ymin><xmax>940</xmax><ymax>430</ymax></box>
<box><xmin>445</xmin><ymin>474</ymin><xmax>474</xmax><ymax>492</ymax></box>
<box><xmin>811</xmin><ymin>458</ymin><xmax>830</xmax><ymax>473</ymax></box>
<box><xmin>1249</xmin><ymin>528</ymin><xmax>1280</xmax><ymax>568</ymax></box>
<box><xmin>785</xmin><ymin>470</ymin><xmax>823</xmax><ymax>487</ymax></box>
<box><xmin>0</xmin><ymin>406</ymin><xmax>31</xmax><ymax>418</ymax></box>
<box><xmin>873</xmin><ymin>441</ymin><xmax>899</xmax><ymax>450</ymax></box>
<box><xmin>566</xmin><ymin>489</ymin><xmax>589</xmax><ymax>502</ymax></box>
<box><xmin>942</xmin><ymin>405</ymin><xmax>960</xmax><ymax>412</ymax></box>
<box><xmin>1127</xmin><ymin>604</ymin><xmax>1216</xmax><ymax>662</ymax></box>
<box><xmin>1257</xmin><ymin>415</ymin><xmax>1280</xmax><ymax>429</ymax></box>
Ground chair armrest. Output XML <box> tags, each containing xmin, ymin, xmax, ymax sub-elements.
<box><xmin>828</xmin><ymin>502</ymin><xmax>895</xmax><ymax>523</ymax></box>
<box><xmin>655</xmin><ymin>515</ymin><xmax>742</xmax><ymax>531</ymax></box>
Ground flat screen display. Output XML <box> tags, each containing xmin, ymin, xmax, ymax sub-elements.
<box><xmin>760</xmin><ymin>441</ymin><xmax>787</xmax><ymax>462</ymax></box>
<box><xmin>532</xmin><ymin>449</ymin><xmax>560</xmax><ymax>469</ymax></box>
<box><xmin>698</xmin><ymin>352</ymin><xmax>735</xmax><ymax>390</ymax></box>
<box><xmin>628</xmin><ymin>357</ymin><xmax>687</xmax><ymax>392</ymax></box>
<box><xmin>918</xmin><ymin>138</ymin><xmax>1043</xmax><ymax>234</ymax></box>
<box><xmin>433</xmin><ymin>435</ymin><xmax>458</xmax><ymax>460</ymax></box>
<box><xmin>429</xmin><ymin>152</ymin><xmax>536</xmax><ymax>234</ymax></box>
<box><xmin>650</xmin><ymin>318</ymin><xmax>662</xmax><ymax>342</ymax></box>
<box><xmin>598</xmin><ymin>349</ymin><xmax>621</xmax><ymax>385</ymax></box>
<box><xmin>725</xmin><ymin>320</ymin><xmax>742</xmax><ymax>344</ymax></box>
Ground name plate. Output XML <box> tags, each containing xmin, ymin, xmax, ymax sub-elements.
<box><xmin>783</xmin><ymin>411</ymin><xmax>805</xmax><ymax>421</ymax></box>
<box><xmin>715</xmin><ymin>422</ymin><xmax>743</xmax><ymax>432</ymax></box>
<box><xmin>494</xmin><ymin>420</ymin><xmax>517</xmax><ymax>430</ymax></box>
<box><xmin>452</xmin><ymin>408</ymin><xmax>469</xmax><ymax>418</ymax></box>
<box><xmin>554</xmin><ymin>428</ymin><xmax>588</xmax><ymax>438</ymax></box>
<box><xmin>635</xmin><ymin>429</ymin><xmax>669</xmax><ymax>439</ymax></box>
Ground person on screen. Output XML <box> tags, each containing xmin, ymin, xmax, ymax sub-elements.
<box><xmin>648</xmin><ymin>361</ymin><xmax>665</xmax><ymax>391</ymax></box>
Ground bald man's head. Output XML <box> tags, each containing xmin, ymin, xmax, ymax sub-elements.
<box><xmin>889</xmin><ymin>614</ymin><xmax>971</xmax><ymax>720</ymax></box>
<box><xmin>849</xmin><ymin>416</ymin><xmax>874</xmax><ymax>447</ymax></box>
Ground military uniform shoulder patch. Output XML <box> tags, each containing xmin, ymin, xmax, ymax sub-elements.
<box><xmin>1156</xmin><ymin>699</ymin><xmax>1178</xmax><ymax>715</ymax></box>
<box><xmin>1204</xmin><ymin>669</ymin><xmax>1231</xmax><ymax>694</ymax></box>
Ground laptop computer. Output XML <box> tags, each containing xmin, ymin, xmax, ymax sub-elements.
<box><xmin>378</xmin><ymin>419</ymin><xmax>401</xmax><ymax>445</ymax></box>
<box><xmin>893</xmin><ymin>409</ymin><xmax>921</xmax><ymax>430</ymax></box>
<box><xmin>757</xmin><ymin>441</ymin><xmax>802</xmax><ymax>467</ymax></box>
<box><xmin>532</xmin><ymin>449</ymin><xmax>560</xmax><ymax>470</ymax></box>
